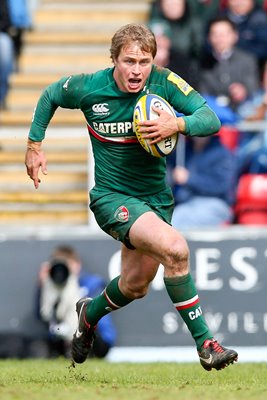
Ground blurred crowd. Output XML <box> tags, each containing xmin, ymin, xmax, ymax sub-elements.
<box><xmin>1</xmin><ymin>0</ymin><xmax>266</xmax><ymax>225</ymax></box>
<box><xmin>148</xmin><ymin>0</ymin><xmax>267</xmax><ymax>227</ymax></box>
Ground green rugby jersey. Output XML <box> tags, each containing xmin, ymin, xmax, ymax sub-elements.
<box><xmin>29</xmin><ymin>65</ymin><xmax>221</xmax><ymax>196</ymax></box>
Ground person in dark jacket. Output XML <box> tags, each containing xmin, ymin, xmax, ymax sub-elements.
<box><xmin>221</xmin><ymin>0</ymin><xmax>267</xmax><ymax>74</ymax></box>
<box><xmin>199</xmin><ymin>16</ymin><xmax>260</xmax><ymax>123</ymax></box>
<box><xmin>170</xmin><ymin>135</ymin><xmax>237</xmax><ymax>228</ymax></box>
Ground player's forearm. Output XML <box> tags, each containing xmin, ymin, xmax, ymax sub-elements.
<box><xmin>29</xmin><ymin>87</ymin><xmax>58</xmax><ymax>142</ymax></box>
<box><xmin>184</xmin><ymin>104</ymin><xmax>221</xmax><ymax>137</ymax></box>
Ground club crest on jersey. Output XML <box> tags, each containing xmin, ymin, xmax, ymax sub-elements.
<box><xmin>114</xmin><ymin>206</ymin><xmax>129</xmax><ymax>222</ymax></box>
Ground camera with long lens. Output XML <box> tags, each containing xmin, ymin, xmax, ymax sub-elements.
<box><xmin>49</xmin><ymin>259</ymin><xmax>70</xmax><ymax>286</ymax></box>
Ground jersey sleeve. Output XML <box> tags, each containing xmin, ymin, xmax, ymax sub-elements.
<box><xmin>183</xmin><ymin>101</ymin><xmax>222</xmax><ymax>137</ymax></box>
<box><xmin>165</xmin><ymin>71</ymin><xmax>221</xmax><ymax>137</ymax></box>
<box><xmin>28</xmin><ymin>74</ymin><xmax>89</xmax><ymax>141</ymax></box>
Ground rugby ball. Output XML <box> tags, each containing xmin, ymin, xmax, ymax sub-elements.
<box><xmin>133</xmin><ymin>94</ymin><xmax>179</xmax><ymax>157</ymax></box>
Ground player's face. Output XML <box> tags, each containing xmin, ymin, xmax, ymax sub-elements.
<box><xmin>113</xmin><ymin>43</ymin><xmax>154</xmax><ymax>93</ymax></box>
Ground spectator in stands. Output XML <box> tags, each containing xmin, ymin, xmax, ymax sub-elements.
<box><xmin>169</xmin><ymin>135</ymin><xmax>237</xmax><ymax>228</ymax></box>
<box><xmin>221</xmin><ymin>0</ymin><xmax>267</xmax><ymax>11</ymax></box>
<box><xmin>7</xmin><ymin>0</ymin><xmax>32</xmax><ymax>70</ymax></box>
<box><xmin>148</xmin><ymin>20</ymin><xmax>172</xmax><ymax>68</ymax></box>
<box><xmin>199</xmin><ymin>16</ymin><xmax>260</xmax><ymax>125</ymax></box>
<box><xmin>248</xmin><ymin>144</ymin><xmax>267</xmax><ymax>173</ymax></box>
<box><xmin>0</xmin><ymin>0</ymin><xmax>15</xmax><ymax>109</ymax></box>
<box><xmin>148</xmin><ymin>0</ymin><xmax>204</xmax><ymax>88</ymax></box>
<box><xmin>0</xmin><ymin>0</ymin><xmax>32</xmax><ymax>109</ymax></box>
<box><xmin>36</xmin><ymin>245</ymin><xmax>117</xmax><ymax>358</ymax></box>
<box><xmin>0</xmin><ymin>32</ymin><xmax>14</xmax><ymax>109</ymax></box>
<box><xmin>244</xmin><ymin>60</ymin><xmax>267</xmax><ymax>122</ymax></box>
<box><xmin>187</xmin><ymin>0</ymin><xmax>221</xmax><ymax>25</ymax></box>
<box><xmin>148</xmin><ymin>19</ymin><xmax>192</xmax><ymax>82</ymax></box>
<box><xmin>220</xmin><ymin>0</ymin><xmax>267</xmax><ymax>74</ymax></box>
<box><xmin>237</xmin><ymin>60</ymin><xmax>267</xmax><ymax>174</ymax></box>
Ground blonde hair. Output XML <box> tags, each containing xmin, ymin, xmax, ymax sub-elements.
<box><xmin>110</xmin><ymin>23</ymin><xmax>157</xmax><ymax>62</ymax></box>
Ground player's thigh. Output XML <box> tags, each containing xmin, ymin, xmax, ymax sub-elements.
<box><xmin>90</xmin><ymin>187</ymin><xmax>174</xmax><ymax>248</ymax></box>
<box><xmin>129</xmin><ymin>211</ymin><xmax>188</xmax><ymax>265</ymax></box>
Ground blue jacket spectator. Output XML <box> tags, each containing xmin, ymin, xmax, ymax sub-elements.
<box><xmin>7</xmin><ymin>0</ymin><xmax>32</xmax><ymax>64</ymax></box>
<box><xmin>0</xmin><ymin>32</ymin><xmax>14</xmax><ymax>109</ymax></box>
<box><xmin>233</xmin><ymin>62</ymin><xmax>267</xmax><ymax>177</ymax></box>
<box><xmin>0</xmin><ymin>0</ymin><xmax>15</xmax><ymax>108</ymax></box>
<box><xmin>8</xmin><ymin>0</ymin><xmax>32</xmax><ymax>28</ymax></box>
<box><xmin>169</xmin><ymin>135</ymin><xmax>238</xmax><ymax>228</ymax></box>
<box><xmin>0</xmin><ymin>0</ymin><xmax>32</xmax><ymax>108</ymax></box>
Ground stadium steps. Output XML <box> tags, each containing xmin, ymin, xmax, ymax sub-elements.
<box><xmin>0</xmin><ymin>109</ymin><xmax>85</xmax><ymax>126</ymax></box>
<box><xmin>0</xmin><ymin>0</ymin><xmax>151</xmax><ymax>225</ymax></box>
<box><xmin>0</xmin><ymin>170</ymin><xmax>88</xmax><ymax>189</ymax></box>
<box><xmin>18</xmin><ymin>52</ymin><xmax>111</xmax><ymax>74</ymax></box>
<box><xmin>0</xmin><ymin>210</ymin><xmax>89</xmax><ymax>225</ymax></box>
<box><xmin>0</xmin><ymin>131</ymin><xmax>90</xmax><ymax>225</ymax></box>
<box><xmin>0</xmin><ymin>191</ymin><xmax>87</xmax><ymax>203</ymax></box>
<box><xmin>0</xmin><ymin>149</ymin><xmax>88</xmax><ymax>164</ymax></box>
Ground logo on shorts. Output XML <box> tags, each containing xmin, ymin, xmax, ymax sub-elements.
<box><xmin>114</xmin><ymin>206</ymin><xmax>129</xmax><ymax>222</ymax></box>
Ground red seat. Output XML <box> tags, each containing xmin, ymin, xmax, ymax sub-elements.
<box><xmin>218</xmin><ymin>126</ymin><xmax>240</xmax><ymax>151</ymax></box>
<box><xmin>235</xmin><ymin>174</ymin><xmax>267</xmax><ymax>225</ymax></box>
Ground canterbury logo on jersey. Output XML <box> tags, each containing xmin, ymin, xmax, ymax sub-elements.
<box><xmin>92</xmin><ymin>103</ymin><xmax>110</xmax><ymax>115</ymax></box>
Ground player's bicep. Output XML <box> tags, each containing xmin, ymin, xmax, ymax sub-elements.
<box><xmin>48</xmin><ymin>74</ymin><xmax>85</xmax><ymax>109</ymax></box>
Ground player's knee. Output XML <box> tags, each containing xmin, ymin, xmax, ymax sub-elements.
<box><xmin>163</xmin><ymin>237</ymin><xmax>189</xmax><ymax>275</ymax></box>
<box><xmin>122</xmin><ymin>281</ymin><xmax>149</xmax><ymax>299</ymax></box>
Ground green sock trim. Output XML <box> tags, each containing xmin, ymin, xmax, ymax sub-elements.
<box><xmin>106</xmin><ymin>275</ymin><xmax>132</xmax><ymax>307</ymax></box>
<box><xmin>164</xmin><ymin>274</ymin><xmax>212</xmax><ymax>349</ymax></box>
<box><xmin>85</xmin><ymin>275</ymin><xmax>132</xmax><ymax>325</ymax></box>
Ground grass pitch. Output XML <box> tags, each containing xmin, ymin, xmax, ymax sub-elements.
<box><xmin>0</xmin><ymin>359</ymin><xmax>266</xmax><ymax>400</ymax></box>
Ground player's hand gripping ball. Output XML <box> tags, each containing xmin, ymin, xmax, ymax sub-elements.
<box><xmin>133</xmin><ymin>94</ymin><xmax>179</xmax><ymax>157</ymax></box>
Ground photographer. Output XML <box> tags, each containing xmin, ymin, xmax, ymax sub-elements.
<box><xmin>36</xmin><ymin>245</ymin><xmax>117</xmax><ymax>358</ymax></box>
